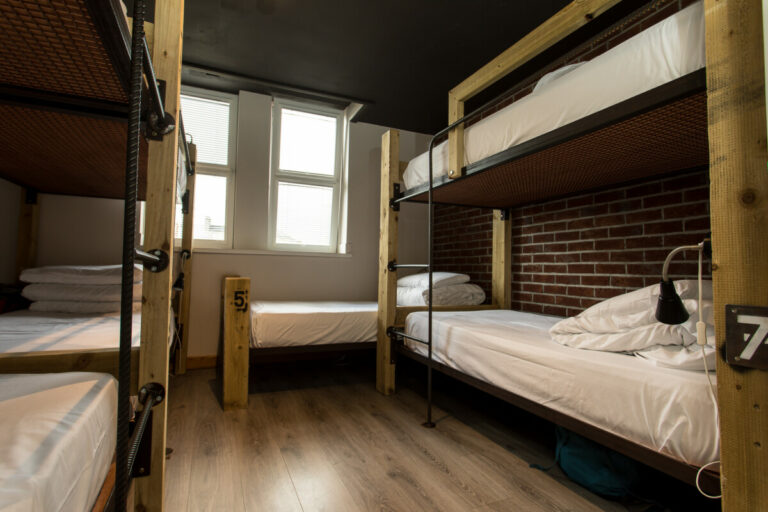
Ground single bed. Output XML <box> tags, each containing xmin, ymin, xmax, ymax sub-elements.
<box><xmin>400</xmin><ymin>309</ymin><xmax>718</xmax><ymax>480</ymax></box>
<box><xmin>0</xmin><ymin>311</ymin><xmax>141</xmax><ymax>390</ymax></box>
<box><xmin>250</xmin><ymin>301</ymin><xmax>377</xmax><ymax>349</ymax></box>
<box><xmin>0</xmin><ymin>372</ymin><xmax>117</xmax><ymax>512</ymax></box>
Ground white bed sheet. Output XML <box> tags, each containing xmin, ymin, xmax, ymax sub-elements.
<box><xmin>250</xmin><ymin>301</ymin><xmax>377</xmax><ymax>348</ymax></box>
<box><xmin>0</xmin><ymin>372</ymin><xmax>116</xmax><ymax>512</ymax></box>
<box><xmin>403</xmin><ymin>1</ymin><xmax>705</xmax><ymax>189</ymax></box>
<box><xmin>0</xmin><ymin>310</ymin><xmax>141</xmax><ymax>354</ymax></box>
<box><xmin>405</xmin><ymin>309</ymin><xmax>718</xmax><ymax>467</ymax></box>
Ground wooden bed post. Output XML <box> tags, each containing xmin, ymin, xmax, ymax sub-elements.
<box><xmin>15</xmin><ymin>188</ymin><xmax>39</xmax><ymax>280</ymax></box>
<box><xmin>377</xmin><ymin>129</ymin><xmax>399</xmax><ymax>395</ymax></box>
<box><xmin>222</xmin><ymin>277</ymin><xmax>250</xmax><ymax>409</ymax></box>
<box><xmin>705</xmin><ymin>0</ymin><xmax>768</xmax><ymax>508</ymax></box>
<box><xmin>175</xmin><ymin>143</ymin><xmax>196</xmax><ymax>374</ymax></box>
<box><xmin>446</xmin><ymin>0</ymin><xmax>622</xmax><ymax>180</ymax></box>
<box><xmin>135</xmin><ymin>0</ymin><xmax>184</xmax><ymax>510</ymax></box>
<box><xmin>491</xmin><ymin>209</ymin><xmax>512</xmax><ymax>309</ymax></box>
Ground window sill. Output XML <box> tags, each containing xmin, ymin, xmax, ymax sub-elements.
<box><xmin>193</xmin><ymin>248</ymin><xmax>352</xmax><ymax>258</ymax></box>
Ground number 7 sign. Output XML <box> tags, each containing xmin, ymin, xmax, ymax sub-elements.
<box><xmin>726</xmin><ymin>305</ymin><xmax>768</xmax><ymax>370</ymax></box>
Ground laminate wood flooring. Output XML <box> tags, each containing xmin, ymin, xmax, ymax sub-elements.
<box><xmin>164</xmin><ymin>360</ymin><xmax>715</xmax><ymax>512</ymax></box>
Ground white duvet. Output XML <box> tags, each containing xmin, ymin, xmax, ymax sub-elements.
<box><xmin>550</xmin><ymin>280</ymin><xmax>715</xmax><ymax>370</ymax></box>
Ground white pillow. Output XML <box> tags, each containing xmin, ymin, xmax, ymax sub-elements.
<box><xmin>20</xmin><ymin>264</ymin><xmax>143</xmax><ymax>285</ymax></box>
<box><xmin>397</xmin><ymin>283</ymin><xmax>486</xmax><ymax>306</ymax></box>
<box><xmin>397</xmin><ymin>272</ymin><xmax>470</xmax><ymax>289</ymax></box>
<box><xmin>532</xmin><ymin>62</ymin><xmax>586</xmax><ymax>94</ymax></box>
<box><xmin>29</xmin><ymin>301</ymin><xmax>142</xmax><ymax>314</ymax></box>
<box><xmin>549</xmin><ymin>280</ymin><xmax>713</xmax><ymax>352</ymax></box>
<box><xmin>22</xmin><ymin>283</ymin><xmax>141</xmax><ymax>302</ymax></box>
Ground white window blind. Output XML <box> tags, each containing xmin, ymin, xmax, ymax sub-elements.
<box><xmin>180</xmin><ymin>95</ymin><xmax>231</xmax><ymax>166</ymax></box>
<box><xmin>269</xmin><ymin>98</ymin><xmax>343</xmax><ymax>253</ymax></box>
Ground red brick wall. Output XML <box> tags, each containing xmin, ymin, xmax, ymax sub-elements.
<box><xmin>434</xmin><ymin>168</ymin><xmax>710</xmax><ymax>315</ymax></box>
<box><xmin>432</xmin><ymin>0</ymin><xmax>708</xmax><ymax>314</ymax></box>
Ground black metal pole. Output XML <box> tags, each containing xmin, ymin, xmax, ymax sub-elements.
<box><xmin>424</xmin><ymin>132</ymin><xmax>436</xmax><ymax>429</ymax></box>
<box><xmin>116</xmin><ymin>0</ymin><xmax>145</xmax><ymax>509</ymax></box>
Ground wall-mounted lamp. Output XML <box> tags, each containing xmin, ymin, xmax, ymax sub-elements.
<box><xmin>655</xmin><ymin>238</ymin><xmax>711</xmax><ymax>325</ymax></box>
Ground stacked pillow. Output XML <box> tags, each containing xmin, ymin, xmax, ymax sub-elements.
<box><xmin>397</xmin><ymin>272</ymin><xmax>486</xmax><ymax>306</ymax></box>
<box><xmin>20</xmin><ymin>265</ymin><xmax>143</xmax><ymax>314</ymax></box>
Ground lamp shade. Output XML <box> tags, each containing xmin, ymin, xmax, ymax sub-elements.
<box><xmin>655</xmin><ymin>280</ymin><xmax>689</xmax><ymax>325</ymax></box>
<box><xmin>172</xmin><ymin>272</ymin><xmax>185</xmax><ymax>291</ymax></box>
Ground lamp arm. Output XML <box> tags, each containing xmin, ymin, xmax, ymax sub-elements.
<box><xmin>661</xmin><ymin>243</ymin><xmax>702</xmax><ymax>282</ymax></box>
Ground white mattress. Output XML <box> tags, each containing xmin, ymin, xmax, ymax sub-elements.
<box><xmin>0</xmin><ymin>372</ymin><xmax>117</xmax><ymax>512</ymax></box>
<box><xmin>405</xmin><ymin>310</ymin><xmax>719</xmax><ymax>467</ymax></box>
<box><xmin>403</xmin><ymin>1</ymin><xmax>705</xmax><ymax>189</ymax></box>
<box><xmin>0</xmin><ymin>310</ymin><xmax>141</xmax><ymax>354</ymax></box>
<box><xmin>250</xmin><ymin>301</ymin><xmax>377</xmax><ymax>348</ymax></box>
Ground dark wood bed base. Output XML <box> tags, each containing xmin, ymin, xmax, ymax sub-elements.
<box><xmin>394</xmin><ymin>342</ymin><xmax>720</xmax><ymax>491</ymax></box>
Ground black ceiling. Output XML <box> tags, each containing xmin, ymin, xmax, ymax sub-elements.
<box><xmin>133</xmin><ymin>0</ymin><xmax>648</xmax><ymax>134</ymax></box>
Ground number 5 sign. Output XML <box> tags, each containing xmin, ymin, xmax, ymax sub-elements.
<box><xmin>726</xmin><ymin>305</ymin><xmax>768</xmax><ymax>370</ymax></box>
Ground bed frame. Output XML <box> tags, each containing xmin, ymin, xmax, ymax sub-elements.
<box><xmin>0</xmin><ymin>1</ymin><xmax>187</xmax><ymax>510</ymax></box>
<box><xmin>220</xmin><ymin>276</ymin><xmax>380</xmax><ymax>409</ymax></box>
<box><xmin>378</xmin><ymin>0</ymin><xmax>768</xmax><ymax>508</ymax></box>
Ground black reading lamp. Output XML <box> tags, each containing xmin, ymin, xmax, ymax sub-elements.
<box><xmin>655</xmin><ymin>238</ymin><xmax>712</xmax><ymax>325</ymax></box>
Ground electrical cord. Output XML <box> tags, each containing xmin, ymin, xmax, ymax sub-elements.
<box><xmin>696</xmin><ymin>245</ymin><xmax>721</xmax><ymax>499</ymax></box>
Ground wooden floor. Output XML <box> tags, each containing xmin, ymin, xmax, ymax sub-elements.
<box><xmin>164</xmin><ymin>358</ymin><xmax>716</xmax><ymax>512</ymax></box>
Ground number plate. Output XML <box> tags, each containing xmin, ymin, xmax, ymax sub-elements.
<box><xmin>726</xmin><ymin>305</ymin><xmax>768</xmax><ymax>370</ymax></box>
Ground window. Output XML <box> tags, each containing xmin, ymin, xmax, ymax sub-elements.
<box><xmin>269</xmin><ymin>99</ymin><xmax>344</xmax><ymax>252</ymax></box>
<box><xmin>176</xmin><ymin>87</ymin><xmax>237</xmax><ymax>248</ymax></box>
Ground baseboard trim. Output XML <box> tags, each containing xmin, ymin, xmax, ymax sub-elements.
<box><xmin>186</xmin><ymin>355</ymin><xmax>217</xmax><ymax>370</ymax></box>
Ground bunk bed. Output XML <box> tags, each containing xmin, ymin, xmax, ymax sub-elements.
<box><xmin>0</xmin><ymin>0</ymin><xmax>186</xmax><ymax>510</ymax></box>
<box><xmin>219</xmin><ymin>273</ymin><xmax>492</xmax><ymax>409</ymax></box>
<box><xmin>379</xmin><ymin>0</ymin><xmax>722</xmax><ymax>493</ymax></box>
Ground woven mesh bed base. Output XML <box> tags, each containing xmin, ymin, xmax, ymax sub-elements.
<box><xmin>410</xmin><ymin>91</ymin><xmax>709</xmax><ymax>209</ymax></box>
<box><xmin>0</xmin><ymin>104</ymin><xmax>147</xmax><ymax>199</ymax></box>
<box><xmin>0</xmin><ymin>0</ymin><xmax>127</xmax><ymax>103</ymax></box>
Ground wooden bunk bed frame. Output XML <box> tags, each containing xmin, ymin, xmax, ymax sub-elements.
<box><xmin>378</xmin><ymin>0</ymin><xmax>768</xmax><ymax>509</ymax></box>
<box><xmin>0</xmin><ymin>1</ymin><xmax>187</xmax><ymax>510</ymax></box>
<box><xmin>220</xmin><ymin>276</ymin><xmax>378</xmax><ymax>409</ymax></box>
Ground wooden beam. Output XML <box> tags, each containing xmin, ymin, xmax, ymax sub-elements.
<box><xmin>135</xmin><ymin>0</ymin><xmax>184</xmax><ymax>509</ymax></box>
<box><xmin>222</xmin><ymin>277</ymin><xmax>250</xmax><ymax>409</ymax></box>
<box><xmin>450</xmin><ymin>0</ymin><xmax>622</xmax><ymax>103</ymax></box>
<box><xmin>705</xmin><ymin>0</ymin><xmax>768</xmax><ymax>508</ymax></box>
<box><xmin>15</xmin><ymin>188</ymin><xmax>38</xmax><ymax>280</ymax></box>
<box><xmin>377</xmin><ymin>130</ymin><xmax>399</xmax><ymax>395</ymax></box>
<box><xmin>448</xmin><ymin>92</ymin><xmax>464</xmax><ymax>179</ymax></box>
<box><xmin>0</xmin><ymin>348</ymin><xmax>139</xmax><ymax>393</ymax></box>
<box><xmin>491</xmin><ymin>210</ymin><xmax>512</xmax><ymax>309</ymax></box>
<box><xmin>175</xmin><ymin>143</ymin><xmax>196</xmax><ymax>374</ymax></box>
<box><xmin>394</xmin><ymin>305</ymin><xmax>499</xmax><ymax>329</ymax></box>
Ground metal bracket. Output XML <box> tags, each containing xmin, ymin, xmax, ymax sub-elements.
<box><xmin>181</xmin><ymin>189</ymin><xmax>190</xmax><ymax>215</ymax></box>
<box><xmin>135</xmin><ymin>248</ymin><xmax>169</xmax><ymax>273</ymax></box>
<box><xmin>726</xmin><ymin>305</ymin><xmax>768</xmax><ymax>370</ymax></box>
<box><xmin>498</xmin><ymin>208</ymin><xmax>510</xmax><ymax>221</ymax></box>
<box><xmin>387</xmin><ymin>260</ymin><xmax>397</xmax><ymax>272</ymax></box>
<box><xmin>386</xmin><ymin>326</ymin><xmax>398</xmax><ymax>364</ymax></box>
<box><xmin>139</xmin><ymin>382</ymin><xmax>166</xmax><ymax>406</ymax></box>
<box><xmin>145</xmin><ymin>79</ymin><xmax>175</xmax><ymax>140</ymax></box>
<box><xmin>389</xmin><ymin>183</ymin><xmax>401</xmax><ymax>211</ymax></box>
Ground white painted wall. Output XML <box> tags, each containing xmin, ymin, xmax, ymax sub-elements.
<box><xmin>185</xmin><ymin>91</ymin><xmax>429</xmax><ymax>356</ymax></box>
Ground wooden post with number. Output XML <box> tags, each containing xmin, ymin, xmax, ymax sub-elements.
<box><xmin>222</xmin><ymin>276</ymin><xmax>250</xmax><ymax>409</ymax></box>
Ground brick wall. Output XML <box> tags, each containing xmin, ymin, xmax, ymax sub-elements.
<box><xmin>434</xmin><ymin>168</ymin><xmax>710</xmax><ymax>315</ymax></box>
<box><xmin>432</xmin><ymin>0</ymin><xmax>709</xmax><ymax>315</ymax></box>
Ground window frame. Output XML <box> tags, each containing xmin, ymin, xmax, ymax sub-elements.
<box><xmin>178</xmin><ymin>86</ymin><xmax>238</xmax><ymax>249</ymax></box>
<box><xmin>268</xmin><ymin>97</ymin><xmax>344</xmax><ymax>253</ymax></box>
